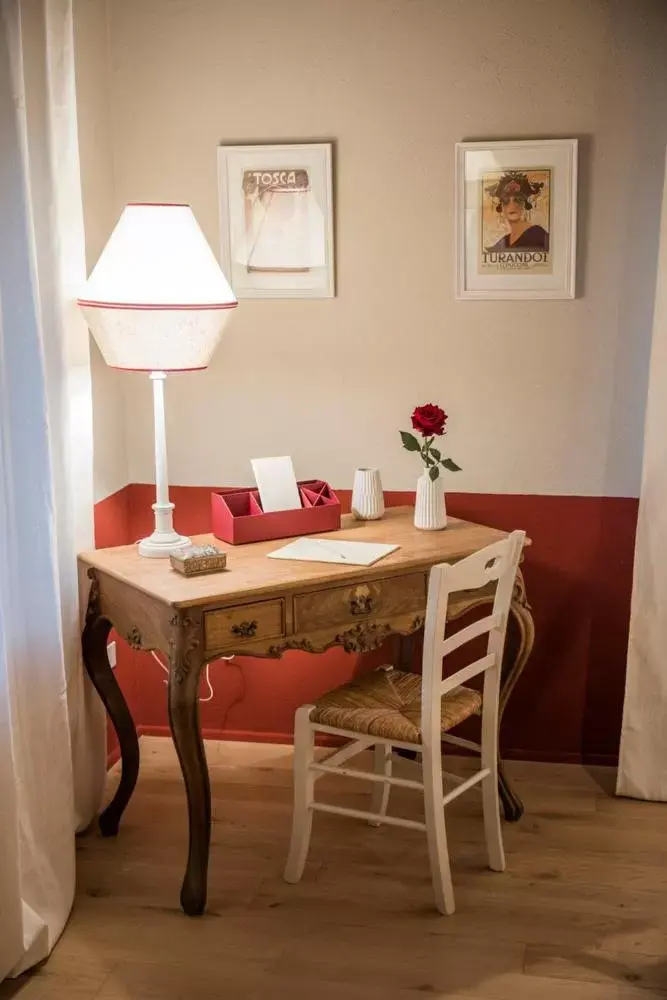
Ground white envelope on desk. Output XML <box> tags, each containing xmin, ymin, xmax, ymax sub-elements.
<box><xmin>268</xmin><ymin>537</ymin><xmax>399</xmax><ymax>566</ymax></box>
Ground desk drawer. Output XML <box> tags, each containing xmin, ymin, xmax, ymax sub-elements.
<box><xmin>294</xmin><ymin>573</ymin><xmax>426</xmax><ymax>634</ymax></box>
<box><xmin>204</xmin><ymin>599</ymin><xmax>285</xmax><ymax>651</ymax></box>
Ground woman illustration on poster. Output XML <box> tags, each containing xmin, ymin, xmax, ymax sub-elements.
<box><xmin>484</xmin><ymin>171</ymin><xmax>549</xmax><ymax>252</ymax></box>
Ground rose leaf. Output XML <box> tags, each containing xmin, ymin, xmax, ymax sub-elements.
<box><xmin>400</xmin><ymin>431</ymin><xmax>421</xmax><ymax>452</ymax></box>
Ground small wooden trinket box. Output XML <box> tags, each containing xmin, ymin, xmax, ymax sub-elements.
<box><xmin>170</xmin><ymin>544</ymin><xmax>227</xmax><ymax>577</ymax></box>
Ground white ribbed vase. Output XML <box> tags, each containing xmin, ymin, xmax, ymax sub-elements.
<box><xmin>414</xmin><ymin>471</ymin><xmax>447</xmax><ymax>530</ymax></box>
<box><xmin>351</xmin><ymin>467</ymin><xmax>385</xmax><ymax>520</ymax></box>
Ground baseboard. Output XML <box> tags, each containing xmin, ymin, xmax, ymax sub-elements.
<box><xmin>140</xmin><ymin>724</ymin><xmax>340</xmax><ymax>746</ymax></box>
<box><xmin>106</xmin><ymin>725</ymin><xmax>304</xmax><ymax>769</ymax></box>
<box><xmin>503</xmin><ymin>747</ymin><xmax>619</xmax><ymax>767</ymax></box>
<box><xmin>580</xmin><ymin>753</ymin><xmax>619</xmax><ymax>768</ymax></box>
<box><xmin>106</xmin><ymin>728</ymin><xmax>619</xmax><ymax>769</ymax></box>
<box><xmin>138</xmin><ymin>724</ymin><xmax>292</xmax><ymax>744</ymax></box>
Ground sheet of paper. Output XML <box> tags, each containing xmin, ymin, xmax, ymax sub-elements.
<box><xmin>251</xmin><ymin>456</ymin><xmax>301</xmax><ymax>513</ymax></box>
<box><xmin>268</xmin><ymin>537</ymin><xmax>400</xmax><ymax>566</ymax></box>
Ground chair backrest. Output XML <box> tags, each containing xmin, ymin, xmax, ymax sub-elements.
<box><xmin>420</xmin><ymin>531</ymin><xmax>526</xmax><ymax>748</ymax></box>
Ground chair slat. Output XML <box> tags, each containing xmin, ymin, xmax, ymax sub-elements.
<box><xmin>441</xmin><ymin>612</ymin><xmax>503</xmax><ymax>657</ymax></box>
<box><xmin>440</xmin><ymin>652</ymin><xmax>496</xmax><ymax>695</ymax></box>
<box><xmin>442</xmin><ymin>768</ymin><xmax>490</xmax><ymax>806</ymax></box>
<box><xmin>312</xmin><ymin>801</ymin><xmax>426</xmax><ymax>832</ymax></box>
<box><xmin>310</xmin><ymin>762</ymin><xmax>424</xmax><ymax>790</ymax></box>
<box><xmin>322</xmin><ymin>737</ymin><xmax>375</xmax><ymax>769</ymax></box>
<box><xmin>441</xmin><ymin>733</ymin><xmax>481</xmax><ymax>753</ymax></box>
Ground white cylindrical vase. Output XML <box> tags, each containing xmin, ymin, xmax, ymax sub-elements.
<box><xmin>351</xmin><ymin>468</ymin><xmax>385</xmax><ymax>520</ymax></box>
<box><xmin>414</xmin><ymin>471</ymin><xmax>447</xmax><ymax>531</ymax></box>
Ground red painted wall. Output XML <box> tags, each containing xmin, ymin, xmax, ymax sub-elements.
<box><xmin>94</xmin><ymin>485</ymin><xmax>638</xmax><ymax>765</ymax></box>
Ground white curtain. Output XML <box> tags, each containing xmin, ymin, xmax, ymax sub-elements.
<box><xmin>0</xmin><ymin>0</ymin><xmax>105</xmax><ymax>979</ymax></box>
<box><xmin>617</xmin><ymin>153</ymin><xmax>667</xmax><ymax>802</ymax></box>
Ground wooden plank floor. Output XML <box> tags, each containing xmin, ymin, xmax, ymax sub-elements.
<box><xmin>3</xmin><ymin>737</ymin><xmax>667</xmax><ymax>999</ymax></box>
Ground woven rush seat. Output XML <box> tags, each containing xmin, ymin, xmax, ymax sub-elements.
<box><xmin>311</xmin><ymin>666</ymin><xmax>482</xmax><ymax>743</ymax></box>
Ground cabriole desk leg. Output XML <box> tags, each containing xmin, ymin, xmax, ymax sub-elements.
<box><xmin>168</xmin><ymin>616</ymin><xmax>210</xmax><ymax>916</ymax></box>
<box><xmin>81</xmin><ymin>592</ymin><xmax>140</xmax><ymax>836</ymax></box>
<box><xmin>498</xmin><ymin>576</ymin><xmax>536</xmax><ymax>822</ymax></box>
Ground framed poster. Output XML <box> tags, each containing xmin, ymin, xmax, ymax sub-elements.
<box><xmin>455</xmin><ymin>139</ymin><xmax>577</xmax><ymax>300</ymax></box>
<box><xmin>217</xmin><ymin>142</ymin><xmax>334</xmax><ymax>299</ymax></box>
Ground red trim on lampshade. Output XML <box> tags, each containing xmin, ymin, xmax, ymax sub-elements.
<box><xmin>77</xmin><ymin>299</ymin><xmax>238</xmax><ymax>311</ymax></box>
<box><xmin>108</xmin><ymin>364</ymin><xmax>208</xmax><ymax>372</ymax></box>
<box><xmin>126</xmin><ymin>202</ymin><xmax>191</xmax><ymax>207</ymax></box>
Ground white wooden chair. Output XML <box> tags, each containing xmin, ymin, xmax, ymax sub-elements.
<box><xmin>284</xmin><ymin>531</ymin><xmax>525</xmax><ymax>915</ymax></box>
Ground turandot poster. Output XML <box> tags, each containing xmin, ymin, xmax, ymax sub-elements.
<box><xmin>456</xmin><ymin>140</ymin><xmax>577</xmax><ymax>300</ymax></box>
<box><xmin>480</xmin><ymin>168</ymin><xmax>551</xmax><ymax>274</ymax></box>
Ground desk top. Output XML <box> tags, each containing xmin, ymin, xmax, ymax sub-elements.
<box><xmin>79</xmin><ymin>507</ymin><xmax>511</xmax><ymax>609</ymax></box>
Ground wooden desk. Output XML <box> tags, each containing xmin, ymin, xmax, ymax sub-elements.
<box><xmin>79</xmin><ymin>508</ymin><xmax>534</xmax><ymax>916</ymax></box>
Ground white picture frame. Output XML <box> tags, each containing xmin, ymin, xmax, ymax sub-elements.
<box><xmin>455</xmin><ymin>138</ymin><xmax>578</xmax><ymax>300</ymax></box>
<box><xmin>217</xmin><ymin>142</ymin><xmax>334</xmax><ymax>299</ymax></box>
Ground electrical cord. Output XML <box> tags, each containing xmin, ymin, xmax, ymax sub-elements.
<box><xmin>150</xmin><ymin>650</ymin><xmax>235</xmax><ymax>703</ymax></box>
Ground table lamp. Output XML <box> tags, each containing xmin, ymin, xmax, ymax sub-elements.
<box><xmin>78</xmin><ymin>203</ymin><xmax>238</xmax><ymax>557</ymax></box>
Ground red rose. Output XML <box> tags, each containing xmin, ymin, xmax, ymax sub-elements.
<box><xmin>411</xmin><ymin>403</ymin><xmax>447</xmax><ymax>437</ymax></box>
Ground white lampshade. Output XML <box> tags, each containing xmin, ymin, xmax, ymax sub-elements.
<box><xmin>78</xmin><ymin>203</ymin><xmax>238</xmax><ymax>371</ymax></box>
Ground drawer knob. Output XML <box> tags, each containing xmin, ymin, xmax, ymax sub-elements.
<box><xmin>231</xmin><ymin>619</ymin><xmax>258</xmax><ymax>638</ymax></box>
<box><xmin>350</xmin><ymin>587</ymin><xmax>373</xmax><ymax>616</ymax></box>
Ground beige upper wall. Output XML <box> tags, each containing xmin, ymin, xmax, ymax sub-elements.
<box><xmin>86</xmin><ymin>0</ymin><xmax>667</xmax><ymax>498</ymax></box>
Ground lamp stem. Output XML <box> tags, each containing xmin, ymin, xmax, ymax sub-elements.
<box><xmin>152</xmin><ymin>371</ymin><xmax>170</xmax><ymax>518</ymax></box>
<box><xmin>137</xmin><ymin>371</ymin><xmax>191</xmax><ymax>557</ymax></box>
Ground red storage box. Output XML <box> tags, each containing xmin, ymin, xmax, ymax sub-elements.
<box><xmin>211</xmin><ymin>479</ymin><xmax>341</xmax><ymax>545</ymax></box>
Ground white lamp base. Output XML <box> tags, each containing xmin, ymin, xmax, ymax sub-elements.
<box><xmin>138</xmin><ymin>530</ymin><xmax>191</xmax><ymax>558</ymax></box>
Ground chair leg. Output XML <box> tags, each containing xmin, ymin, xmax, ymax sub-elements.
<box><xmin>422</xmin><ymin>745</ymin><xmax>455</xmax><ymax>915</ymax></box>
<box><xmin>369</xmin><ymin>742</ymin><xmax>392</xmax><ymax>826</ymax></box>
<box><xmin>284</xmin><ymin>705</ymin><xmax>316</xmax><ymax>884</ymax></box>
<box><xmin>481</xmin><ymin>671</ymin><xmax>505</xmax><ymax>873</ymax></box>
